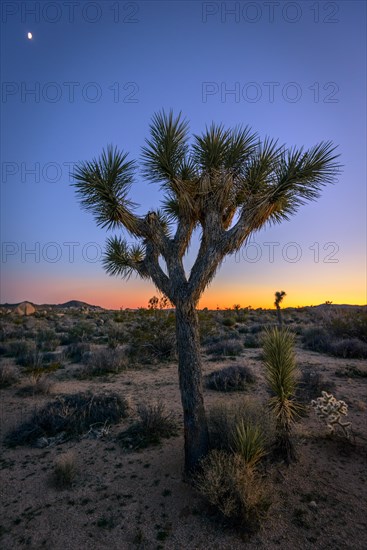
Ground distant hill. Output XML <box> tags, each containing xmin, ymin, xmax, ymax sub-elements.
<box><xmin>0</xmin><ymin>300</ymin><xmax>103</xmax><ymax>310</ymax></box>
<box><xmin>55</xmin><ymin>300</ymin><xmax>102</xmax><ymax>309</ymax></box>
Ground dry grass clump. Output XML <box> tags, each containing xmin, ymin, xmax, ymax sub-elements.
<box><xmin>195</xmin><ymin>450</ymin><xmax>269</xmax><ymax>533</ymax></box>
<box><xmin>52</xmin><ymin>452</ymin><xmax>78</xmax><ymax>489</ymax></box>
<box><xmin>206</xmin><ymin>365</ymin><xmax>256</xmax><ymax>392</ymax></box>
<box><xmin>0</xmin><ymin>364</ymin><xmax>19</xmax><ymax>388</ymax></box>
<box><xmin>118</xmin><ymin>403</ymin><xmax>178</xmax><ymax>450</ymax></box>
<box><xmin>4</xmin><ymin>391</ymin><xmax>129</xmax><ymax>447</ymax></box>
<box><xmin>16</xmin><ymin>373</ymin><xmax>55</xmax><ymax>397</ymax></box>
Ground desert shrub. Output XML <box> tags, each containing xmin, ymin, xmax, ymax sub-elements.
<box><xmin>107</xmin><ymin>326</ymin><xmax>127</xmax><ymax>349</ymax></box>
<box><xmin>328</xmin><ymin>338</ymin><xmax>367</xmax><ymax>359</ymax></box>
<box><xmin>302</xmin><ymin>327</ymin><xmax>330</xmax><ymax>353</ymax></box>
<box><xmin>195</xmin><ymin>450</ymin><xmax>269</xmax><ymax>532</ymax></box>
<box><xmin>235</xmin><ymin>311</ymin><xmax>248</xmax><ymax>324</ymax></box>
<box><xmin>66</xmin><ymin>342</ymin><xmax>91</xmax><ymax>363</ymax></box>
<box><xmin>0</xmin><ymin>364</ymin><xmax>19</xmax><ymax>388</ymax></box>
<box><xmin>244</xmin><ymin>334</ymin><xmax>261</xmax><ymax>348</ymax></box>
<box><xmin>65</xmin><ymin>321</ymin><xmax>96</xmax><ymax>344</ymax></box>
<box><xmin>249</xmin><ymin>324</ymin><xmax>266</xmax><ymax>334</ymax></box>
<box><xmin>206</xmin><ymin>339</ymin><xmax>243</xmax><ymax>358</ymax></box>
<box><xmin>126</xmin><ymin>313</ymin><xmax>176</xmax><ymax>364</ymax></box>
<box><xmin>8</xmin><ymin>340</ymin><xmax>36</xmax><ymax>359</ymax></box>
<box><xmin>206</xmin><ymin>365</ymin><xmax>256</xmax><ymax>392</ymax></box>
<box><xmin>335</xmin><ymin>364</ymin><xmax>367</xmax><ymax>378</ymax></box>
<box><xmin>296</xmin><ymin>369</ymin><xmax>335</xmax><ymax>403</ymax></box>
<box><xmin>36</xmin><ymin>329</ymin><xmax>60</xmax><ymax>351</ymax></box>
<box><xmin>324</xmin><ymin>308</ymin><xmax>367</xmax><ymax>342</ymax></box>
<box><xmin>118</xmin><ymin>403</ymin><xmax>178</xmax><ymax>450</ymax></box>
<box><xmin>198</xmin><ymin>311</ymin><xmax>216</xmax><ymax>344</ymax></box>
<box><xmin>16</xmin><ymin>374</ymin><xmax>54</xmax><ymax>397</ymax></box>
<box><xmin>80</xmin><ymin>348</ymin><xmax>127</xmax><ymax>377</ymax></box>
<box><xmin>4</xmin><ymin>391</ymin><xmax>129</xmax><ymax>447</ymax></box>
<box><xmin>16</xmin><ymin>348</ymin><xmax>44</xmax><ymax>369</ymax></box>
<box><xmin>222</xmin><ymin>317</ymin><xmax>236</xmax><ymax>327</ymax></box>
<box><xmin>52</xmin><ymin>452</ymin><xmax>77</xmax><ymax>489</ymax></box>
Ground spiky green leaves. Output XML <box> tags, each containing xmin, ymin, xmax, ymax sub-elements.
<box><xmin>231</xmin><ymin>421</ymin><xmax>267</xmax><ymax>468</ymax></box>
<box><xmin>266</xmin><ymin>141</ymin><xmax>341</xmax><ymax>224</ymax></box>
<box><xmin>262</xmin><ymin>327</ymin><xmax>301</xmax><ymax>429</ymax></box>
<box><xmin>73</xmin><ymin>145</ymin><xmax>138</xmax><ymax>232</ymax></box>
<box><xmin>192</xmin><ymin>124</ymin><xmax>258</xmax><ymax>174</ymax></box>
<box><xmin>103</xmin><ymin>236</ymin><xmax>147</xmax><ymax>280</ymax></box>
<box><xmin>141</xmin><ymin>110</ymin><xmax>192</xmax><ymax>185</ymax></box>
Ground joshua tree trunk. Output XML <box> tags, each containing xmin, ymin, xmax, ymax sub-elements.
<box><xmin>175</xmin><ymin>300</ymin><xmax>209</xmax><ymax>472</ymax></box>
<box><xmin>276</xmin><ymin>306</ymin><xmax>282</xmax><ymax>327</ymax></box>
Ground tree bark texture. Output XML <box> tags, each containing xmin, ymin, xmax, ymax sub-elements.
<box><xmin>175</xmin><ymin>301</ymin><xmax>209</xmax><ymax>472</ymax></box>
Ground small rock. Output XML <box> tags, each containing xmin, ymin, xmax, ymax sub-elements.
<box><xmin>309</xmin><ymin>501</ymin><xmax>317</xmax><ymax>510</ymax></box>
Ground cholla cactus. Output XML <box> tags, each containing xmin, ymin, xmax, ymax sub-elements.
<box><xmin>311</xmin><ymin>391</ymin><xmax>351</xmax><ymax>438</ymax></box>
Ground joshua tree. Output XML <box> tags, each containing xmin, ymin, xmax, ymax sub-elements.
<box><xmin>274</xmin><ymin>290</ymin><xmax>286</xmax><ymax>326</ymax></box>
<box><xmin>73</xmin><ymin>111</ymin><xmax>340</xmax><ymax>473</ymax></box>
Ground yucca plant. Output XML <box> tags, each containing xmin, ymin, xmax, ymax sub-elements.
<box><xmin>262</xmin><ymin>326</ymin><xmax>301</xmax><ymax>463</ymax></box>
<box><xmin>232</xmin><ymin>420</ymin><xmax>267</xmax><ymax>468</ymax></box>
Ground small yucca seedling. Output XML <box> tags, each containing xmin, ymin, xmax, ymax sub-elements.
<box><xmin>263</xmin><ymin>326</ymin><xmax>301</xmax><ymax>463</ymax></box>
<box><xmin>232</xmin><ymin>421</ymin><xmax>267</xmax><ymax>468</ymax></box>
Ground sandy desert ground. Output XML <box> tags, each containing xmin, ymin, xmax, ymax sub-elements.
<box><xmin>0</xmin><ymin>305</ymin><xmax>366</xmax><ymax>549</ymax></box>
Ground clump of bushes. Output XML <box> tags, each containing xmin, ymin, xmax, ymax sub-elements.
<box><xmin>302</xmin><ymin>308</ymin><xmax>367</xmax><ymax>359</ymax></box>
<box><xmin>118</xmin><ymin>403</ymin><xmax>178</xmax><ymax>450</ymax></box>
<box><xmin>335</xmin><ymin>364</ymin><xmax>367</xmax><ymax>378</ymax></box>
<box><xmin>126</xmin><ymin>312</ymin><xmax>176</xmax><ymax>364</ymax></box>
<box><xmin>206</xmin><ymin>339</ymin><xmax>243</xmax><ymax>358</ymax></box>
<box><xmin>79</xmin><ymin>348</ymin><xmax>127</xmax><ymax>377</ymax></box>
<box><xmin>0</xmin><ymin>364</ymin><xmax>19</xmax><ymax>388</ymax></box>
<box><xmin>243</xmin><ymin>334</ymin><xmax>261</xmax><ymax>348</ymax></box>
<box><xmin>208</xmin><ymin>399</ymin><xmax>274</xmax><ymax>455</ymax></box>
<box><xmin>7</xmin><ymin>340</ymin><xmax>38</xmax><ymax>364</ymax></box>
<box><xmin>5</xmin><ymin>391</ymin><xmax>129</xmax><ymax>447</ymax></box>
<box><xmin>206</xmin><ymin>365</ymin><xmax>256</xmax><ymax>392</ymax></box>
<box><xmin>16</xmin><ymin>374</ymin><xmax>54</xmax><ymax>397</ymax></box>
<box><xmin>296</xmin><ymin>369</ymin><xmax>335</xmax><ymax>403</ymax></box>
<box><xmin>195</xmin><ymin>398</ymin><xmax>273</xmax><ymax>532</ymax></box>
<box><xmin>63</xmin><ymin>321</ymin><xmax>96</xmax><ymax>344</ymax></box>
<box><xmin>328</xmin><ymin>338</ymin><xmax>367</xmax><ymax>359</ymax></box>
<box><xmin>195</xmin><ymin>450</ymin><xmax>269</xmax><ymax>533</ymax></box>
<box><xmin>66</xmin><ymin>342</ymin><xmax>91</xmax><ymax>363</ymax></box>
<box><xmin>36</xmin><ymin>329</ymin><xmax>60</xmax><ymax>351</ymax></box>
<box><xmin>222</xmin><ymin>316</ymin><xmax>236</xmax><ymax>327</ymax></box>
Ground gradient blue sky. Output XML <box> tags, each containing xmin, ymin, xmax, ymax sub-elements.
<box><xmin>1</xmin><ymin>1</ymin><xmax>366</xmax><ymax>308</ymax></box>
